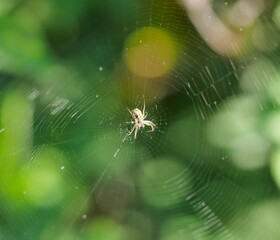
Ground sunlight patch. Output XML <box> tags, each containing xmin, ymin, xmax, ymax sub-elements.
<box><xmin>124</xmin><ymin>27</ymin><xmax>178</xmax><ymax>78</ymax></box>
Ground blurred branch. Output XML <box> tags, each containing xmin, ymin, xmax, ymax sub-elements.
<box><xmin>180</xmin><ymin>0</ymin><xmax>266</xmax><ymax>56</ymax></box>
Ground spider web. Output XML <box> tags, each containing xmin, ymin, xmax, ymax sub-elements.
<box><xmin>0</xmin><ymin>0</ymin><xmax>279</xmax><ymax>239</ymax></box>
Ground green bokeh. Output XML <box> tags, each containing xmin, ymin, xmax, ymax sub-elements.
<box><xmin>0</xmin><ymin>0</ymin><xmax>279</xmax><ymax>239</ymax></box>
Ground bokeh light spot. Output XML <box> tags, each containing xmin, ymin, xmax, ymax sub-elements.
<box><xmin>240</xmin><ymin>58</ymin><xmax>277</xmax><ymax>94</ymax></box>
<box><xmin>83</xmin><ymin>218</ymin><xmax>127</xmax><ymax>240</ymax></box>
<box><xmin>24</xmin><ymin>169</ymin><xmax>63</xmax><ymax>207</ymax></box>
<box><xmin>265</xmin><ymin>112</ymin><xmax>280</xmax><ymax>144</ymax></box>
<box><xmin>124</xmin><ymin>27</ymin><xmax>178</xmax><ymax>78</ymax></box>
<box><xmin>137</xmin><ymin>157</ymin><xmax>191</xmax><ymax>208</ymax></box>
<box><xmin>23</xmin><ymin>148</ymin><xmax>65</xmax><ymax>207</ymax></box>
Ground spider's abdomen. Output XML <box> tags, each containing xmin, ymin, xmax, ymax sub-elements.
<box><xmin>137</xmin><ymin>119</ymin><xmax>145</xmax><ymax>128</ymax></box>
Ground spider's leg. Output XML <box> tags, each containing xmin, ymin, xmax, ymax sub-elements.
<box><xmin>148</xmin><ymin>124</ymin><xmax>155</xmax><ymax>132</ymax></box>
<box><xmin>142</xmin><ymin>99</ymin><xmax>146</xmax><ymax>116</ymax></box>
<box><xmin>134</xmin><ymin>126</ymin><xmax>139</xmax><ymax>139</ymax></box>
<box><xmin>127</xmin><ymin>108</ymin><xmax>132</xmax><ymax>115</ymax></box>
<box><xmin>128</xmin><ymin>125</ymin><xmax>136</xmax><ymax>136</ymax></box>
<box><xmin>144</xmin><ymin>120</ymin><xmax>155</xmax><ymax>132</ymax></box>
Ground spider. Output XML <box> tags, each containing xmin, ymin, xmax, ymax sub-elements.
<box><xmin>127</xmin><ymin>102</ymin><xmax>156</xmax><ymax>139</ymax></box>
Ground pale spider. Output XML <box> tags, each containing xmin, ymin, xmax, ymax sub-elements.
<box><xmin>127</xmin><ymin>102</ymin><xmax>156</xmax><ymax>139</ymax></box>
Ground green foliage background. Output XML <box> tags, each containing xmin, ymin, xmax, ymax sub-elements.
<box><xmin>0</xmin><ymin>0</ymin><xmax>280</xmax><ymax>239</ymax></box>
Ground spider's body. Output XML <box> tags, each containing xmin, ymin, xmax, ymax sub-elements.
<box><xmin>127</xmin><ymin>103</ymin><xmax>155</xmax><ymax>139</ymax></box>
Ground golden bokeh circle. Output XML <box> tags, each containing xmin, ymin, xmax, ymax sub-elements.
<box><xmin>124</xmin><ymin>27</ymin><xmax>178</xmax><ymax>78</ymax></box>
